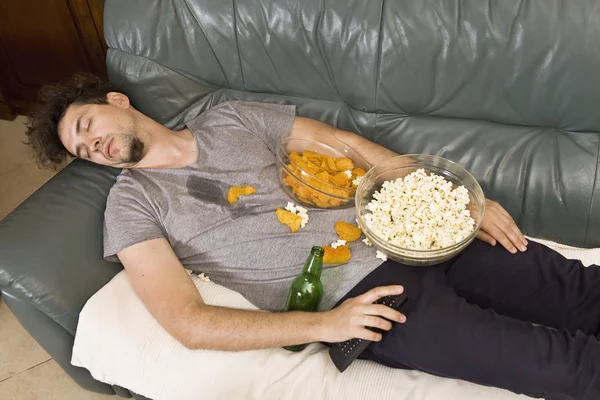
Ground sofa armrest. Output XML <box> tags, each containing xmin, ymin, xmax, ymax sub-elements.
<box><xmin>0</xmin><ymin>160</ymin><xmax>122</xmax><ymax>335</ymax></box>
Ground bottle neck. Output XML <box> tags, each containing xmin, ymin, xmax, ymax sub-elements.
<box><xmin>303</xmin><ymin>255</ymin><xmax>323</xmax><ymax>277</ymax></box>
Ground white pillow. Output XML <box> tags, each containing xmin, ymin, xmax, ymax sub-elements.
<box><xmin>72</xmin><ymin>237</ymin><xmax>597</xmax><ymax>400</ymax></box>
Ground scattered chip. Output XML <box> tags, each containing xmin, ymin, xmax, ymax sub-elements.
<box><xmin>335</xmin><ymin>221</ymin><xmax>362</xmax><ymax>242</ymax></box>
<box><xmin>227</xmin><ymin>185</ymin><xmax>256</xmax><ymax>204</ymax></box>
<box><xmin>323</xmin><ymin>245</ymin><xmax>351</xmax><ymax>264</ymax></box>
<box><xmin>276</xmin><ymin>208</ymin><xmax>302</xmax><ymax>233</ymax></box>
<box><xmin>285</xmin><ymin>202</ymin><xmax>309</xmax><ymax>228</ymax></box>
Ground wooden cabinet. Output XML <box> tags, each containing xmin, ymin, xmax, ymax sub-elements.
<box><xmin>0</xmin><ymin>0</ymin><xmax>106</xmax><ymax>120</ymax></box>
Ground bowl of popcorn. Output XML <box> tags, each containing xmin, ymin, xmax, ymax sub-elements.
<box><xmin>355</xmin><ymin>154</ymin><xmax>485</xmax><ymax>266</ymax></box>
<box><xmin>277</xmin><ymin>136</ymin><xmax>370</xmax><ymax>209</ymax></box>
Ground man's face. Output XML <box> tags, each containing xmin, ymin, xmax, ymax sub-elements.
<box><xmin>58</xmin><ymin>93</ymin><xmax>145</xmax><ymax>168</ymax></box>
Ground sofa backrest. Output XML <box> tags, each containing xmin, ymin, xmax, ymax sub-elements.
<box><xmin>104</xmin><ymin>0</ymin><xmax>600</xmax><ymax>246</ymax></box>
<box><xmin>105</xmin><ymin>0</ymin><xmax>600</xmax><ymax>132</ymax></box>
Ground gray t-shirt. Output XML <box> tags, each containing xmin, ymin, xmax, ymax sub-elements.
<box><xmin>103</xmin><ymin>101</ymin><xmax>382</xmax><ymax>311</ymax></box>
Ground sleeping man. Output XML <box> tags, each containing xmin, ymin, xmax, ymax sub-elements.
<box><xmin>25</xmin><ymin>74</ymin><xmax>600</xmax><ymax>400</ymax></box>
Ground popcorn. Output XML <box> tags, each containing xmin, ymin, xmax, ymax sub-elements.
<box><xmin>352</xmin><ymin>175</ymin><xmax>365</xmax><ymax>187</ymax></box>
<box><xmin>363</xmin><ymin>169</ymin><xmax>475</xmax><ymax>250</ymax></box>
<box><xmin>376</xmin><ymin>251</ymin><xmax>388</xmax><ymax>261</ymax></box>
<box><xmin>330</xmin><ymin>239</ymin><xmax>347</xmax><ymax>249</ymax></box>
<box><xmin>285</xmin><ymin>202</ymin><xmax>309</xmax><ymax>228</ymax></box>
<box><xmin>343</xmin><ymin>170</ymin><xmax>353</xmax><ymax>178</ymax></box>
<box><xmin>197</xmin><ymin>273</ymin><xmax>211</xmax><ymax>282</ymax></box>
<box><xmin>362</xmin><ymin>237</ymin><xmax>373</xmax><ymax>247</ymax></box>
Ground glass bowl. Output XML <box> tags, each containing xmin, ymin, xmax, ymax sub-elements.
<box><xmin>276</xmin><ymin>136</ymin><xmax>371</xmax><ymax>209</ymax></box>
<box><xmin>355</xmin><ymin>154</ymin><xmax>485</xmax><ymax>266</ymax></box>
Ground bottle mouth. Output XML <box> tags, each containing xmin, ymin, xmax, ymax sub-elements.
<box><xmin>311</xmin><ymin>246</ymin><xmax>325</xmax><ymax>256</ymax></box>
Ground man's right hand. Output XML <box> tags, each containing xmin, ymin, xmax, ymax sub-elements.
<box><xmin>319</xmin><ymin>285</ymin><xmax>407</xmax><ymax>343</ymax></box>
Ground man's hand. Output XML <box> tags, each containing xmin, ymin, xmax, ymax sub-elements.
<box><xmin>477</xmin><ymin>199</ymin><xmax>528</xmax><ymax>254</ymax></box>
<box><xmin>319</xmin><ymin>285</ymin><xmax>407</xmax><ymax>343</ymax></box>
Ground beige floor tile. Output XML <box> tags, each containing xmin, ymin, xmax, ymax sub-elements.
<box><xmin>0</xmin><ymin>161</ymin><xmax>59</xmax><ymax>220</ymax></box>
<box><xmin>0</xmin><ymin>116</ymin><xmax>34</xmax><ymax>175</ymax></box>
<box><xmin>0</xmin><ymin>359</ymin><xmax>111</xmax><ymax>400</ymax></box>
<box><xmin>0</xmin><ymin>298</ymin><xmax>51</xmax><ymax>382</ymax></box>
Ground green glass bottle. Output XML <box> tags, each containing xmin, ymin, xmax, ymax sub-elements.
<box><xmin>283</xmin><ymin>246</ymin><xmax>325</xmax><ymax>352</ymax></box>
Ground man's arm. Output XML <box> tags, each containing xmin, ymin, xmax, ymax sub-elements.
<box><xmin>118</xmin><ymin>238</ymin><xmax>405</xmax><ymax>351</ymax></box>
<box><xmin>289</xmin><ymin>117</ymin><xmax>398</xmax><ymax>167</ymax></box>
<box><xmin>290</xmin><ymin>117</ymin><xmax>529</xmax><ymax>253</ymax></box>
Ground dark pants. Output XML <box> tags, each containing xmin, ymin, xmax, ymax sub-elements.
<box><xmin>336</xmin><ymin>240</ymin><xmax>600</xmax><ymax>400</ymax></box>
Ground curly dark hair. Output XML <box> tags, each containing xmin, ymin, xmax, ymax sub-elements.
<box><xmin>25</xmin><ymin>73</ymin><xmax>119</xmax><ymax>169</ymax></box>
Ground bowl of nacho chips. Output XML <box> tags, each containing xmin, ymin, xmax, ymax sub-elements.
<box><xmin>276</xmin><ymin>136</ymin><xmax>370</xmax><ymax>209</ymax></box>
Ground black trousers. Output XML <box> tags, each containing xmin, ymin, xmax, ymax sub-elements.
<box><xmin>336</xmin><ymin>240</ymin><xmax>600</xmax><ymax>400</ymax></box>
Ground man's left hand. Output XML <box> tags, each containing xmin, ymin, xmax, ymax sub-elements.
<box><xmin>477</xmin><ymin>199</ymin><xmax>528</xmax><ymax>254</ymax></box>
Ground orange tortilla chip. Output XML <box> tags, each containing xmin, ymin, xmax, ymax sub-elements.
<box><xmin>323</xmin><ymin>245</ymin><xmax>351</xmax><ymax>264</ymax></box>
<box><xmin>335</xmin><ymin>158</ymin><xmax>354</xmax><ymax>171</ymax></box>
<box><xmin>335</xmin><ymin>221</ymin><xmax>362</xmax><ymax>242</ymax></box>
<box><xmin>326</xmin><ymin>156</ymin><xmax>338</xmax><ymax>172</ymax></box>
<box><xmin>302</xmin><ymin>150</ymin><xmax>322</xmax><ymax>160</ymax></box>
<box><xmin>315</xmin><ymin>170</ymin><xmax>330</xmax><ymax>184</ymax></box>
<box><xmin>304</xmin><ymin>161</ymin><xmax>321</xmax><ymax>175</ymax></box>
<box><xmin>328</xmin><ymin>198</ymin><xmax>343</xmax><ymax>207</ymax></box>
<box><xmin>313</xmin><ymin>197</ymin><xmax>331</xmax><ymax>208</ymax></box>
<box><xmin>276</xmin><ymin>208</ymin><xmax>302</xmax><ymax>233</ymax></box>
<box><xmin>227</xmin><ymin>185</ymin><xmax>256</xmax><ymax>204</ymax></box>
<box><xmin>289</xmin><ymin>151</ymin><xmax>302</xmax><ymax>163</ymax></box>
<box><xmin>283</xmin><ymin>172</ymin><xmax>298</xmax><ymax>189</ymax></box>
<box><xmin>352</xmin><ymin>167</ymin><xmax>366</xmax><ymax>177</ymax></box>
<box><xmin>330</xmin><ymin>172</ymin><xmax>350</xmax><ymax>187</ymax></box>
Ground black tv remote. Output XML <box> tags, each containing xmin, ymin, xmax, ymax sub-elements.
<box><xmin>328</xmin><ymin>293</ymin><xmax>408</xmax><ymax>373</ymax></box>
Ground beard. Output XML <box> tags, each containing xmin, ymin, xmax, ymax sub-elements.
<box><xmin>117</xmin><ymin>113</ymin><xmax>145</xmax><ymax>165</ymax></box>
<box><xmin>121</xmin><ymin>134</ymin><xmax>145</xmax><ymax>164</ymax></box>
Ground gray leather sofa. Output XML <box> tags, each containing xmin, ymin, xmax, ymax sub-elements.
<box><xmin>1</xmin><ymin>0</ymin><xmax>599</xmax><ymax>397</ymax></box>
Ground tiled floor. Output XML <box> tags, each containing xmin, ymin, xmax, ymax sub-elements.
<box><xmin>0</xmin><ymin>116</ymin><xmax>110</xmax><ymax>399</ymax></box>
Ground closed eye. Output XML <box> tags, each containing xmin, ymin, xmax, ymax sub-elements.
<box><xmin>75</xmin><ymin>145</ymin><xmax>89</xmax><ymax>159</ymax></box>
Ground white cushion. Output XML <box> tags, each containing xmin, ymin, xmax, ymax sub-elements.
<box><xmin>71</xmin><ymin>237</ymin><xmax>599</xmax><ymax>400</ymax></box>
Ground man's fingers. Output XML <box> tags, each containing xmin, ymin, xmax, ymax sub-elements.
<box><xmin>359</xmin><ymin>285</ymin><xmax>404</xmax><ymax>304</ymax></box>
<box><xmin>486</xmin><ymin>223</ymin><xmax>517</xmax><ymax>254</ymax></box>
<box><xmin>494</xmin><ymin>216</ymin><xmax>527</xmax><ymax>252</ymax></box>
<box><xmin>477</xmin><ymin>231</ymin><xmax>497</xmax><ymax>246</ymax></box>
<box><xmin>498</xmin><ymin>211</ymin><xmax>527</xmax><ymax>247</ymax></box>
<box><xmin>506</xmin><ymin>224</ymin><xmax>527</xmax><ymax>252</ymax></box>
<box><xmin>362</xmin><ymin>315</ymin><xmax>393</xmax><ymax>331</ymax></box>
<box><xmin>356</xmin><ymin>329</ymin><xmax>383</xmax><ymax>342</ymax></box>
<box><xmin>363</xmin><ymin>304</ymin><xmax>406</xmax><ymax>323</ymax></box>
<box><xmin>510</xmin><ymin>223</ymin><xmax>528</xmax><ymax>247</ymax></box>
<box><xmin>488</xmin><ymin>201</ymin><xmax>528</xmax><ymax>247</ymax></box>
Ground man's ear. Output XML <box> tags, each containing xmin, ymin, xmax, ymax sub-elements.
<box><xmin>106</xmin><ymin>92</ymin><xmax>131</xmax><ymax>109</ymax></box>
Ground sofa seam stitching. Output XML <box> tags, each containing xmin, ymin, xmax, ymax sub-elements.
<box><xmin>584</xmin><ymin>138</ymin><xmax>600</xmax><ymax>243</ymax></box>
<box><xmin>108</xmin><ymin>48</ymin><xmax>218</xmax><ymax>89</ymax></box>
<box><xmin>181</xmin><ymin>0</ymin><xmax>231</xmax><ymax>89</ymax></box>
<box><xmin>374</xmin><ymin>0</ymin><xmax>385</xmax><ymax>112</ymax></box>
<box><xmin>232</xmin><ymin>0</ymin><xmax>246</xmax><ymax>91</ymax></box>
